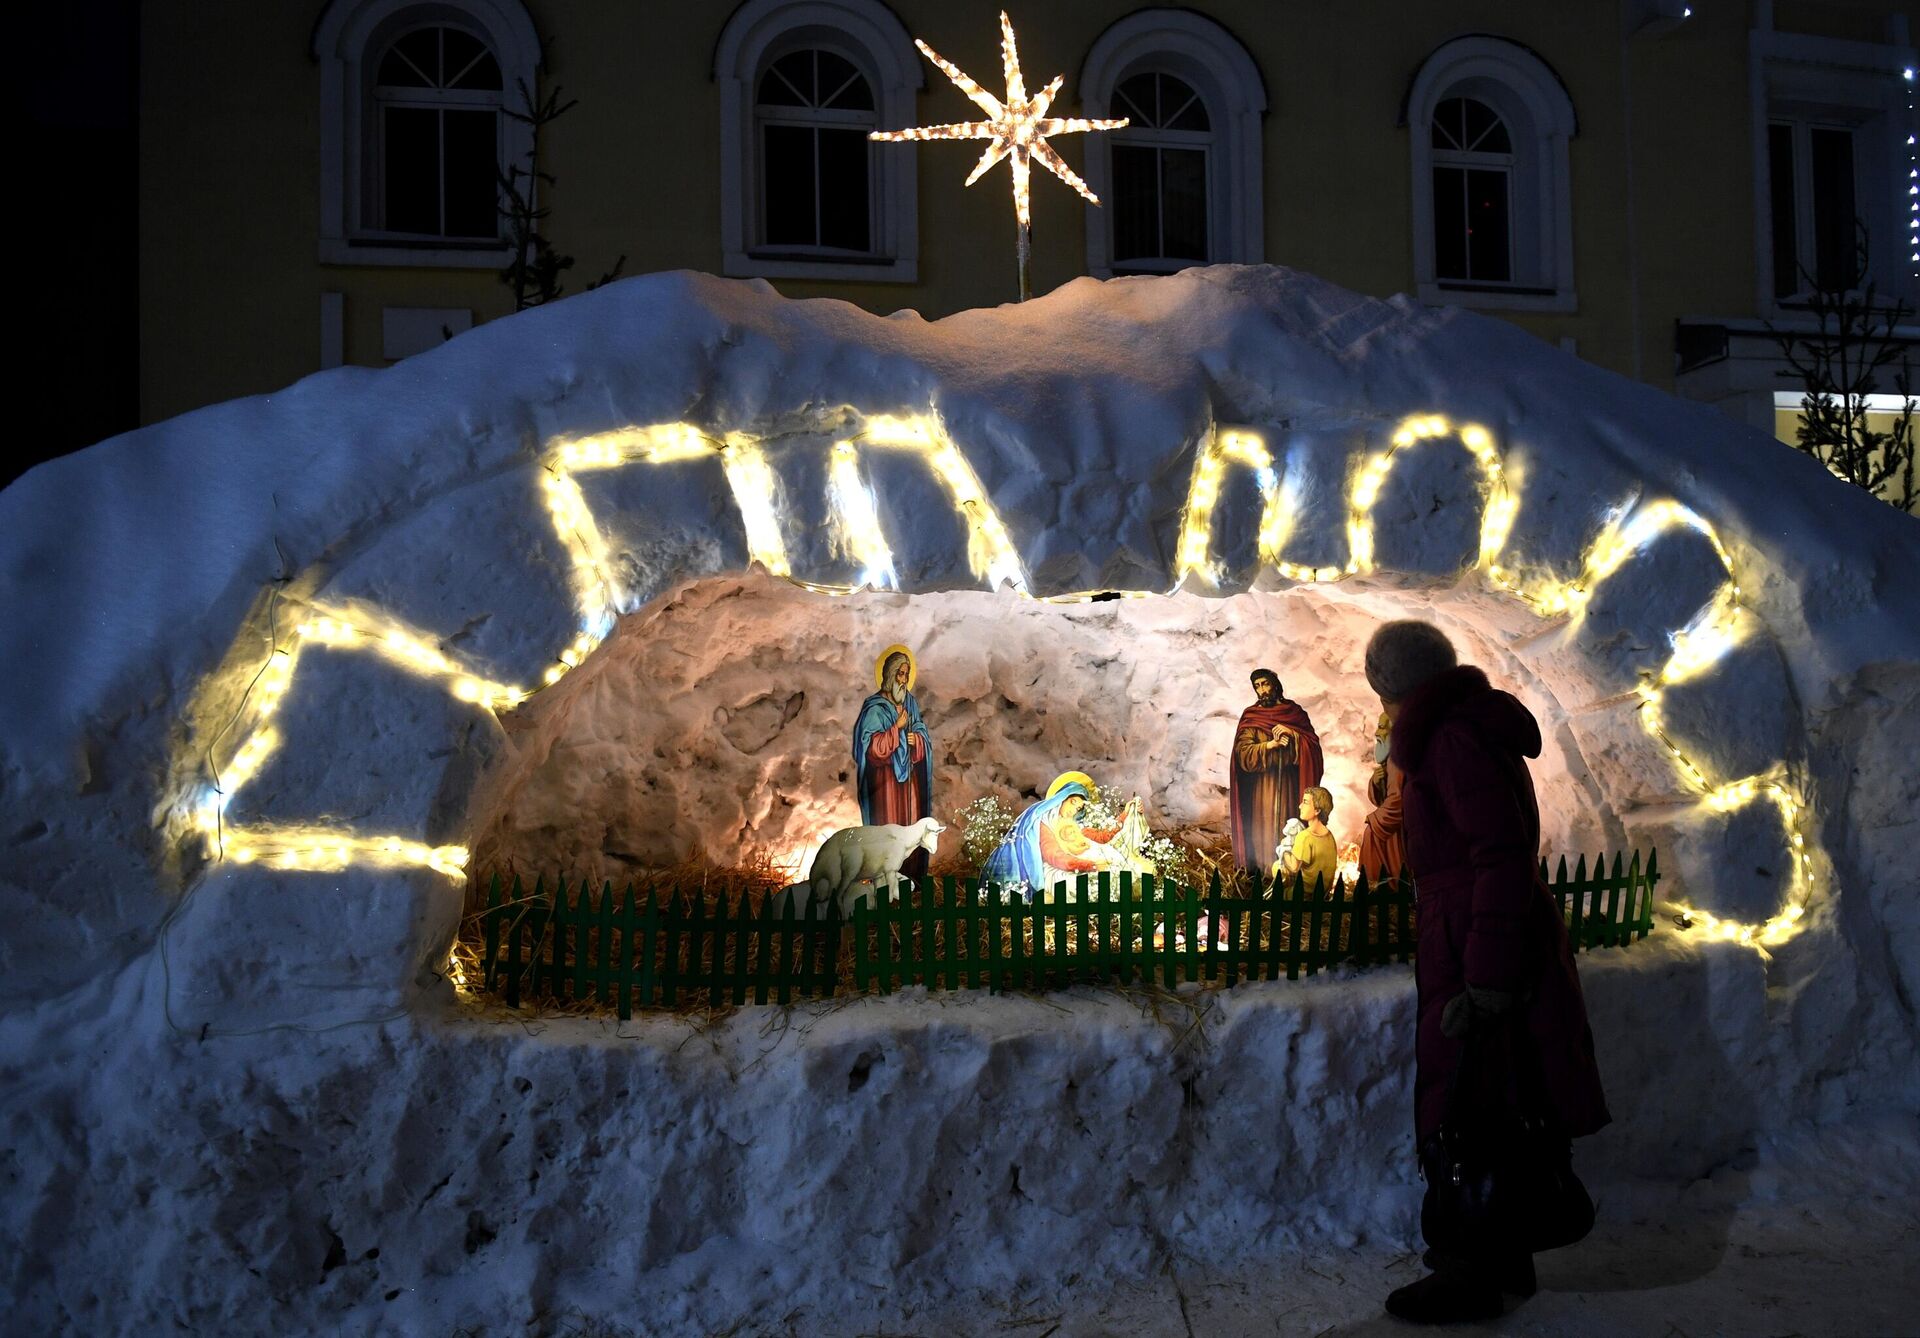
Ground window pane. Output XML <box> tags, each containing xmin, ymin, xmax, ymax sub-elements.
<box><xmin>1116</xmin><ymin>74</ymin><xmax>1157</xmax><ymax>127</ymax></box>
<box><xmin>762</xmin><ymin>51</ymin><xmax>815</xmax><ymax>106</ymax></box>
<box><xmin>1810</xmin><ymin>127</ymin><xmax>1857</xmax><ymax>290</ymax></box>
<box><xmin>763</xmin><ymin>124</ymin><xmax>817</xmax><ymax>245</ymax></box>
<box><xmin>1769</xmin><ymin>123</ymin><xmax>1799</xmax><ymax>297</ymax></box>
<box><xmin>1432</xmin><ymin>97</ymin><xmax>1464</xmax><ymax>150</ymax></box>
<box><xmin>378</xmin><ymin>29</ymin><xmax>438</xmax><ymax>88</ymax></box>
<box><xmin>1112</xmin><ymin>144</ymin><xmax>1158</xmax><ymax>261</ymax></box>
<box><xmin>1162</xmin><ymin>75</ymin><xmax>1209</xmax><ymax>132</ymax></box>
<box><xmin>383</xmin><ymin>106</ymin><xmax>440</xmax><ymax>233</ymax></box>
<box><xmin>1466</xmin><ymin>168</ymin><xmax>1510</xmax><ymax>281</ymax></box>
<box><xmin>443</xmin><ymin>109</ymin><xmax>499</xmax><ymax>238</ymax></box>
<box><xmin>817</xmin><ymin>51</ymin><xmax>872</xmax><ymax>110</ymax></box>
<box><xmin>1161</xmin><ymin>147</ymin><xmax>1208</xmax><ymax>260</ymax></box>
<box><xmin>1463</xmin><ymin>98</ymin><xmax>1495</xmax><ymax>147</ymax></box>
<box><xmin>1433</xmin><ymin>165</ymin><xmax>1467</xmax><ymax>279</ymax></box>
<box><xmin>451</xmin><ymin>48</ymin><xmax>501</xmax><ymax>92</ymax></box>
<box><xmin>817</xmin><ymin>128</ymin><xmax>870</xmax><ymax>250</ymax></box>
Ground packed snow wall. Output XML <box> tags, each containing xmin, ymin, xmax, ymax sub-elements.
<box><xmin>3</xmin><ymin>266</ymin><xmax>1918</xmax><ymax>1331</ymax></box>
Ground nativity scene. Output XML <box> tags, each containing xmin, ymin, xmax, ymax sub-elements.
<box><xmin>805</xmin><ymin>646</ymin><xmax>1363</xmax><ymax>910</ymax></box>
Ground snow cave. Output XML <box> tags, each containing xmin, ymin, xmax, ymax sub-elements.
<box><xmin>3</xmin><ymin>265</ymin><xmax>1917</xmax><ymax>1334</ymax></box>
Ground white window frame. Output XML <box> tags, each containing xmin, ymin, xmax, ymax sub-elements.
<box><xmin>1405</xmin><ymin>36</ymin><xmax>1577</xmax><ymax>313</ymax></box>
<box><xmin>1750</xmin><ymin>29</ymin><xmax>1919</xmax><ymax>315</ymax></box>
<box><xmin>313</xmin><ymin>0</ymin><xmax>540</xmax><ymax>268</ymax></box>
<box><xmin>716</xmin><ymin>0</ymin><xmax>921</xmax><ymax>284</ymax></box>
<box><xmin>1080</xmin><ymin>9</ymin><xmax>1266</xmax><ymax>278</ymax></box>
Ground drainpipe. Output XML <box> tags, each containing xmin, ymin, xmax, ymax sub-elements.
<box><xmin>1621</xmin><ymin>0</ymin><xmax>1692</xmax><ymax>385</ymax></box>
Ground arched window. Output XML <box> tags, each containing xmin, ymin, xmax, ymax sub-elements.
<box><xmin>755</xmin><ymin>46</ymin><xmax>876</xmax><ymax>253</ymax></box>
<box><xmin>1404</xmin><ymin>36</ymin><xmax>1577</xmax><ymax>312</ymax></box>
<box><xmin>370</xmin><ymin>23</ymin><xmax>504</xmax><ymax>240</ymax></box>
<box><xmin>314</xmin><ymin>0</ymin><xmax>540</xmax><ymax>267</ymax></box>
<box><xmin>717</xmin><ymin>0</ymin><xmax>922</xmax><ymax>283</ymax></box>
<box><xmin>1081</xmin><ymin>10</ymin><xmax>1266</xmax><ymax>278</ymax></box>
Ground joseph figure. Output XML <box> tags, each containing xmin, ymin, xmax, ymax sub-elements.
<box><xmin>853</xmin><ymin>645</ymin><xmax>934</xmax><ymax>878</ymax></box>
<box><xmin>1229</xmin><ymin>668</ymin><xmax>1324</xmax><ymax>874</ymax></box>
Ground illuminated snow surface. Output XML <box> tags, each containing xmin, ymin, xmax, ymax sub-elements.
<box><xmin>2</xmin><ymin>265</ymin><xmax>1918</xmax><ymax>1334</ymax></box>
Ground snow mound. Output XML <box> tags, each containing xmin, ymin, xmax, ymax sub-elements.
<box><xmin>2</xmin><ymin>265</ymin><xmax>1917</xmax><ymax>1332</ymax></box>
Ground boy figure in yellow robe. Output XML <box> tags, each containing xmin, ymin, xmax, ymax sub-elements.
<box><xmin>1275</xmin><ymin>785</ymin><xmax>1340</xmax><ymax>893</ymax></box>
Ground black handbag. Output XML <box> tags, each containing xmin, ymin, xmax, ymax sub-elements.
<box><xmin>1418</xmin><ymin>1017</ymin><xmax>1595</xmax><ymax>1257</ymax></box>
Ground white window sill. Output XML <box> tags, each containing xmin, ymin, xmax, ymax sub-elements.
<box><xmin>1418</xmin><ymin>281</ymin><xmax>1577</xmax><ymax>314</ymax></box>
<box><xmin>319</xmin><ymin>238</ymin><xmax>512</xmax><ymax>270</ymax></box>
<box><xmin>724</xmin><ymin>250</ymin><xmax>917</xmax><ymax>284</ymax></box>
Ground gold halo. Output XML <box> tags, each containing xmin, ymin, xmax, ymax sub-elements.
<box><xmin>874</xmin><ymin>644</ymin><xmax>916</xmax><ymax>690</ymax></box>
<box><xmin>1047</xmin><ymin>771</ymin><xmax>1096</xmax><ymax>799</ymax></box>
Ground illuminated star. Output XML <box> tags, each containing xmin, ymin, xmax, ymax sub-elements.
<box><xmin>870</xmin><ymin>11</ymin><xmax>1128</xmax><ymax>227</ymax></box>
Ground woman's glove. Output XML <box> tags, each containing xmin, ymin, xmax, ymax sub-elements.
<box><xmin>1440</xmin><ymin>985</ymin><xmax>1515</xmax><ymax>1039</ymax></box>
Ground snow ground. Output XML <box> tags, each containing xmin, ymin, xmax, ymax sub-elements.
<box><xmin>671</xmin><ymin>1121</ymin><xmax>1920</xmax><ymax>1338</ymax></box>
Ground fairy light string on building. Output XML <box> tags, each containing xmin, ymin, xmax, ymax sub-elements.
<box><xmin>1903</xmin><ymin>65</ymin><xmax>1917</xmax><ymax>276</ymax></box>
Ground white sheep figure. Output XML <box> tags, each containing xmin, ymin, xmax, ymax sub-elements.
<box><xmin>803</xmin><ymin>817</ymin><xmax>946</xmax><ymax>918</ymax></box>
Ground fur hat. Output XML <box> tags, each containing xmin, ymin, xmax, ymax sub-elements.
<box><xmin>1364</xmin><ymin>620</ymin><xmax>1458</xmax><ymax>704</ymax></box>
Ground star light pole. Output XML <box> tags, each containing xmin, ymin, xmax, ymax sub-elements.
<box><xmin>870</xmin><ymin>11</ymin><xmax>1128</xmax><ymax>302</ymax></box>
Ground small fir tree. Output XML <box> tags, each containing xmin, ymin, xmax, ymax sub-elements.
<box><xmin>1771</xmin><ymin>225</ymin><xmax>1917</xmax><ymax>514</ymax></box>
<box><xmin>498</xmin><ymin>78</ymin><xmax>625</xmax><ymax>312</ymax></box>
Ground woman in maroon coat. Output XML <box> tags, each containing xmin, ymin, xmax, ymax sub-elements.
<box><xmin>1364</xmin><ymin>620</ymin><xmax>1609</xmax><ymax>1323</ymax></box>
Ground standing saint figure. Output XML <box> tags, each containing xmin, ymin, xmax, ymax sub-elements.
<box><xmin>1229</xmin><ymin>668</ymin><xmax>1324</xmax><ymax>875</ymax></box>
<box><xmin>854</xmin><ymin>645</ymin><xmax>934</xmax><ymax>879</ymax></box>
<box><xmin>1358</xmin><ymin>709</ymin><xmax>1407</xmax><ymax>883</ymax></box>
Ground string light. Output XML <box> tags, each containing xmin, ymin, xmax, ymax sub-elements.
<box><xmin>719</xmin><ymin>437</ymin><xmax>792</xmax><ymax>578</ymax></box>
<box><xmin>171</xmin><ymin>597</ymin><xmax>531</xmax><ymax>880</ymax></box>
<box><xmin>540</xmin><ymin>470</ymin><xmax>623</xmax><ymax>639</ymax></box>
<box><xmin>1177</xmin><ymin>414</ymin><xmax>1514</xmax><ymax>586</ymax></box>
<box><xmin>828</xmin><ymin>441</ymin><xmax>898</xmax><ymax>589</ymax></box>
<box><xmin>172</xmin><ymin>408</ymin><xmax>1827</xmax><ymax>946</ymax></box>
<box><xmin>297</xmin><ymin>605</ymin><xmax>529</xmax><ymax>709</ymax></box>
<box><xmin>860</xmin><ymin>414</ymin><xmax>1028</xmax><ymax>591</ymax></box>
<box><xmin>222</xmin><ymin>824</ymin><xmax>469</xmax><ymax>878</ymax></box>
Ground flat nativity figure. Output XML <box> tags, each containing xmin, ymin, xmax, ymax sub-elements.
<box><xmin>854</xmin><ymin>644</ymin><xmax>934</xmax><ymax>880</ymax></box>
<box><xmin>1229</xmin><ymin>668</ymin><xmax>1324</xmax><ymax>875</ymax></box>
<box><xmin>982</xmin><ymin>773</ymin><xmax>1154</xmax><ymax>901</ymax></box>
<box><xmin>1275</xmin><ymin>785</ymin><xmax>1341</xmax><ymax>894</ymax></box>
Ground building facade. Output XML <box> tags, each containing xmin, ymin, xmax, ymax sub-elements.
<box><xmin>139</xmin><ymin>0</ymin><xmax>1920</xmax><ymax>438</ymax></box>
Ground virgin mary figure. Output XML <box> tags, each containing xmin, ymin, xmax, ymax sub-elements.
<box><xmin>982</xmin><ymin>773</ymin><xmax>1147</xmax><ymax>900</ymax></box>
<box><xmin>854</xmin><ymin>644</ymin><xmax>934</xmax><ymax>877</ymax></box>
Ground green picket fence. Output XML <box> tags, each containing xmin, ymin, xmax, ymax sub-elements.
<box><xmin>473</xmin><ymin>848</ymin><xmax>1658</xmax><ymax>1016</ymax></box>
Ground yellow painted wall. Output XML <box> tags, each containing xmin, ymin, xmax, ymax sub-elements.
<box><xmin>137</xmin><ymin>0</ymin><xmax>1916</xmax><ymax>424</ymax></box>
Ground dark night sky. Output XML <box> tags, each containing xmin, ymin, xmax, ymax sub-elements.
<box><xmin>15</xmin><ymin>0</ymin><xmax>139</xmax><ymax>489</ymax></box>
